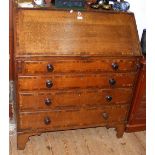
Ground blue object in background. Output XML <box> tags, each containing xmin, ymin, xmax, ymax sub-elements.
<box><xmin>112</xmin><ymin>1</ymin><xmax>130</xmax><ymax>12</ymax></box>
<box><xmin>112</xmin><ymin>1</ymin><xmax>120</xmax><ymax>11</ymax></box>
<box><xmin>120</xmin><ymin>1</ymin><xmax>130</xmax><ymax>11</ymax></box>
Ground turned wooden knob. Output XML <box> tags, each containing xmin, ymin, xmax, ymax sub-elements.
<box><xmin>136</xmin><ymin>63</ymin><xmax>141</xmax><ymax>70</ymax></box>
<box><xmin>46</xmin><ymin>80</ymin><xmax>53</xmax><ymax>88</ymax></box>
<box><xmin>44</xmin><ymin>98</ymin><xmax>52</xmax><ymax>106</ymax></box>
<box><xmin>102</xmin><ymin>112</ymin><xmax>109</xmax><ymax>120</ymax></box>
<box><xmin>44</xmin><ymin>117</ymin><xmax>51</xmax><ymax>125</ymax></box>
<box><xmin>112</xmin><ymin>63</ymin><xmax>119</xmax><ymax>70</ymax></box>
<box><xmin>106</xmin><ymin>96</ymin><xmax>112</xmax><ymax>102</ymax></box>
<box><xmin>47</xmin><ymin>64</ymin><xmax>54</xmax><ymax>72</ymax></box>
<box><xmin>109</xmin><ymin>79</ymin><xmax>116</xmax><ymax>86</ymax></box>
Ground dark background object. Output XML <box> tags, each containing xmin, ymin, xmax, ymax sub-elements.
<box><xmin>10</xmin><ymin>0</ymin><xmax>14</xmax><ymax>81</ymax></box>
<box><xmin>9</xmin><ymin>0</ymin><xmax>14</xmax><ymax>120</ymax></box>
<box><xmin>54</xmin><ymin>0</ymin><xmax>85</xmax><ymax>9</ymax></box>
<box><xmin>141</xmin><ymin>29</ymin><xmax>146</xmax><ymax>56</ymax></box>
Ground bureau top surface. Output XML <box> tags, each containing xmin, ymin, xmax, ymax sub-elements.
<box><xmin>15</xmin><ymin>9</ymin><xmax>141</xmax><ymax>57</ymax></box>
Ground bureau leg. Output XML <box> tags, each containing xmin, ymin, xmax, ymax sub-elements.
<box><xmin>115</xmin><ymin>124</ymin><xmax>125</xmax><ymax>138</ymax></box>
<box><xmin>17</xmin><ymin>133</ymin><xmax>31</xmax><ymax>150</ymax></box>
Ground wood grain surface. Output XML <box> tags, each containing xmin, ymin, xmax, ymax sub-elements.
<box><xmin>10</xmin><ymin>128</ymin><xmax>146</xmax><ymax>155</ymax></box>
<box><xmin>18</xmin><ymin>88</ymin><xmax>133</xmax><ymax>111</ymax></box>
<box><xmin>18</xmin><ymin>72</ymin><xmax>137</xmax><ymax>91</ymax></box>
<box><xmin>15</xmin><ymin>10</ymin><xmax>141</xmax><ymax>57</ymax></box>
<box><xmin>18</xmin><ymin>105</ymin><xmax>128</xmax><ymax>131</ymax></box>
<box><xmin>14</xmin><ymin>6</ymin><xmax>142</xmax><ymax>150</ymax></box>
<box><xmin>9</xmin><ymin>0</ymin><xmax>14</xmax><ymax>80</ymax></box>
<box><xmin>17</xmin><ymin>58</ymin><xmax>139</xmax><ymax>74</ymax></box>
<box><xmin>126</xmin><ymin>58</ymin><xmax>146</xmax><ymax>132</ymax></box>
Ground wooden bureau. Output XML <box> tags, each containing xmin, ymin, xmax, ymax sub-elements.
<box><xmin>14</xmin><ymin>5</ymin><xmax>142</xmax><ymax>150</ymax></box>
<box><xmin>126</xmin><ymin>58</ymin><xmax>146</xmax><ymax>132</ymax></box>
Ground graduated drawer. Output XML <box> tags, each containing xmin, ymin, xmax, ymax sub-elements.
<box><xmin>17</xmin><ymin>58</ymin><xmax>139</xmax><ymax>75</ymax></box>
<box><xmin>18</xmin><ymin>73</ymin><xmax>137</xmax><ymax>91</ymax></box>
<box><xmin>18</xmin><ymin>88</ymin><xmax>133</xmax><ymax>111</ymax></box>
<box><xmin>18</xmin><ymin>106</ymin><xmax>128</xmax><ymax>131</ymax></box>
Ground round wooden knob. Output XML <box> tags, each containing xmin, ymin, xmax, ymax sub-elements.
<box><xmin>46</xmin><ymin>80</ymin><xmax>53</xmax><ymax>88</ymax></box>
<box><xmin>106</xmin><ymin>96</ymin><xmax>112</xmax><ymax>102</ymax></box>
<box><xmin>109</xmin><ymin>79</ymin><xmax>116</xmax><ymax>86</ymax></box>
<box><xmin>102</xmin><ymin>112</ymin><xmax>109</xmax><ymax>120</ymax></box>
<box><xmin>112</xmin><ymin>63</ymin><xmax>119</xmax><ymax>70</ymax></box>
<box><xmin>47</xmin><ymin>64</ymin><xmax>54</xmax><ymax>72</ymax></box>
<box><xmin>44</xmin><ymin>98</ymin><xmax>52</xmax><ymax>106</ymax></box>
<box><xmin>136</xmin><ymin>63</ymin><xmax>141</xmax><ymax>70</ymax></box>
<box><xmin>44</xmin><ymin>117</ymin><xmax>51</xmax><ymax>125</ymax></box>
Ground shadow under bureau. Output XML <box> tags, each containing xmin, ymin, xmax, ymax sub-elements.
<box><xmin>14</xmin><ymin>7</ymin><xmax>142</xmax><ymax>149</ymax></box>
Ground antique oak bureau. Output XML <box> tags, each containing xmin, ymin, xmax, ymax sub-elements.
<box><xmin>14</xmin><ymin>5</ymin><xmax>142</xmax><ymax>149</ymax></box>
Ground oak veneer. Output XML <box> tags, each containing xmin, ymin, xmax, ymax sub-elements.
<box><xmin>14</xmin><ymin>4</ymin><xmax>142</xmax><ymax>150</ymax></box>
<box><xmin>18</xmin><ymin>73</ymin><xmax>137</xmax><ymax>91</ymax></box>
<box><xmin>18</xmin><ymin>88</ymin><xmax>133</xmax><ymax>111</ymax></box>
<box><xmin>17</xmin><ymin>58</ymin><xmax>139</xmax><ymax>74</ymax></box>
<box><xmin>15</xmin><ymin>9</ymin><xmax>140</xmax><ymax>57</ymax></box>
<box><xmin>18</xmin><ymin>106</ymin><xmax>128</xmax><ymax>131</ymax></box>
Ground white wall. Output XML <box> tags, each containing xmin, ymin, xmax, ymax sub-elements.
<box><xmin>128</xmin><ymin>0</ymin><xmax>146</xmax><ymax>39</ymax></box>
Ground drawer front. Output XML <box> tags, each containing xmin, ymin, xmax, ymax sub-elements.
<box><xmin>19</xmin><ymin>88</ymin><xmax>132</xmax><ymax>111</ymax></box>
<box><xmin>18</xmin><ymin>73</ymin><xmax>136</xmax><ymax>91</ymax></box>
<box><xmin>20</xmin><ymin>58</ymin><xmax>138</xmax><ymax>74</ymax></box>
<box><xmin>18</xmin><ymin>106</ymin><xmax>128</xmax><ymax>130</ymax></box>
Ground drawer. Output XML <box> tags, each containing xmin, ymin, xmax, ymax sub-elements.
<box><xmin>18</xmin><ymin>106</ymin><xmax>128</xmax><ymax>130</ymax></box>
<box><xmin>19</xmin><ymin>88</ymin><xmax>132</xmax><ymax>111</ymax></box>
<box><xmin>18</xmin><ymin>58</ymin><xmax>139</xmax><ymax>74</ymax></box>
<box><xmin>18</xmin><ymin>73</ymin><xmax>137</xmax><ymax>91</ymax></box>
